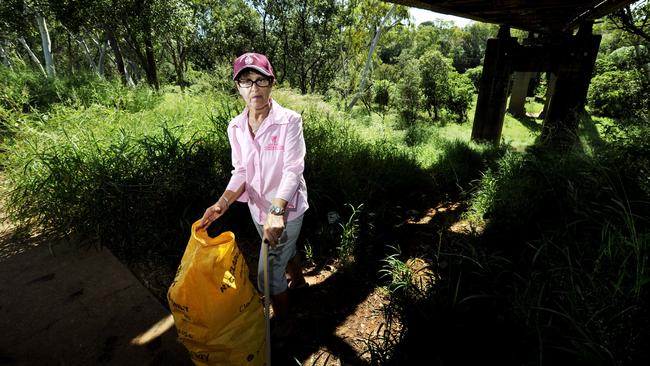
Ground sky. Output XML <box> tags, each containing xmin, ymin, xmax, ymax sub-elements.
<box><xmin>409</xmin><ymin>7</ymin><xmax>473</xmax><ymax>27</ymax></box>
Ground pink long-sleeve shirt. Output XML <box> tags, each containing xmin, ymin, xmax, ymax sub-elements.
<box><xmin>225</xmin><ymin>99</ymin><xmax>309</xmax><ymax>225</ymax></box>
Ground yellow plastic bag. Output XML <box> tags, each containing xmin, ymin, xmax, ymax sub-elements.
<box><xmin>167</xmin><ymin>221</ymin><xmax>266</xmax><ymax>366</ymax></box>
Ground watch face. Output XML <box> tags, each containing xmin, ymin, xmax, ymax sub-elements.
<box><xmin>271</xmin><ymin>206</ymin><xmax>284</xmax><ymax>215</ymax></box>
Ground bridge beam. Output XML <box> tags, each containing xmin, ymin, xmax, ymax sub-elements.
<box><xmin>541</xmin><ymin>23</ymin><xmax>601</xmax><ymax>147</ymax></box>
<box><xmin>471</xmin><ymin>26</ymin><xmax>515</xmax><ymax>144</ymax></box>
<box><xmin>508</xmin><ymin>71</ymin><xmax>535</xmax><ymax>117</ymax></box>
<box><xmin>470</xmin><ymin>22</ymin><xmax>601</xmax><ymax>148</ymax></box>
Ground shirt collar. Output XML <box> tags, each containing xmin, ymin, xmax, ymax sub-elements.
<box><xmin>231</xmin><ymin>98</ymin><xmax>289</xmax><ymax>131</ymax></box>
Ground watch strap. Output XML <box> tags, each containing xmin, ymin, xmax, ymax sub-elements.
<box><xmin>269</xmin><ymin>205</ymin><xmax>285</xmax><ymax>215</ymax></box>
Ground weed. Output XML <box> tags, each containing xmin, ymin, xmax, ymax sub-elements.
<box><xmin>337</xmin><ymin>203</ymin><xmax>362</xmax><ymax>265</ymax></box>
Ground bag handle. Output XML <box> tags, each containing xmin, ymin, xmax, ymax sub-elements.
<box><xmin>191</xmin><ymin>220</ymin><xmax>235</xmax><ymax>247</ymax></box>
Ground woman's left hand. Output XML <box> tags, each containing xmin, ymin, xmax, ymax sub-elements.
<box><xmin>263</xmin><ymin>213</ymin><xmax>285</xmax><ymax>247</ymax></box>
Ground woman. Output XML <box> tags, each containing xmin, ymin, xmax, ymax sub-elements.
<box><xmin>198</xmin><ymin>52</ymin><xmax>309</xmax><ymax>338</ymax></box>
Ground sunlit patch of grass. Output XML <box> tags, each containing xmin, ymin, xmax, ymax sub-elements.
<box><xmin>525</xmin><ymin>98</ymin><xmax>545</xmax><ymax>115</ymax></box>
<box><xmin>271</xmin><ymin>87</ymin><xmax>336</xmax><ymax>116</ymax></box>
<box><xmin>501</xmin><ymin>114</ymin><xmax>539</xmax><ymax>151</ymax></box>
<box><xmin>355</xmin><ymin>112</ymin><xmax>405</xmax><ymax>145</ymax></box>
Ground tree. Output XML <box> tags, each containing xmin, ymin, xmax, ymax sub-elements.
<box><xmin>189</xmin><ymin>0</ymin><xmax>260</xmax><ymax>69</ymax></box>
<box><xmin>588</xmin><ymin>70</ymin><xmax>643</xmax><ymax>118</ymax></box>
<box><xmin>158</xmin><ymin>0</ymin><xmax>196</xmax><ymax>90</ymax></box>
<box><xmin>396</xmin><ymin>56</ymin><xmax>421</xmax><ymax>125</ymax></box>
<box><xmin>419</xmin><ymin>49</ymin><xmax>451</xmax><ymax>120</ymax></box>
<box><xmin>346</xmin><ymin>2</ymin><xmax>397</xmax><ymax>110</ymax></box>
<box><xmin>446</xmin><ymin>71</ymin><xmax>474</xmax><ymax>121</ymax></box>
<box><xmin>255</xmin><ymin>0</ymin><xmax>347</xmax><ymax>94</ymax></box>
<box><xmin>455</xmin><ymin>22</ymin><xmax>497</xmax><ymax>72</ymax></box>
<box><xmin>378</xmin><ymin>23</ymin><xmax>412</xmax><ymax>65</ymax></box>
<box><xmin>609</xmin><ymin>1</ymin><xmax>650</xmax><ymax>43</ymax></box>
<box><xmin>47</xmin><ymin>0</ymin><xmax>135</xmax><ymax>84</ymax></box>
<box><xmin>35</xmin><ymin>11</ymin><xmax>55</xmax><ymax>77</ymax></box>
<box><xmin>1</xmin><ymin>0</ymin><xmax>56</xmax><ymax>77</ymax></box>
<box><xmin>593</xmin><ymin>5</ymin><xmax>650</xmax><ymax>117</ymax></box>
<box><xmin>372</xmin><ymin>78</ymin><xmax>395</xmax><ymax>117</ymax></box>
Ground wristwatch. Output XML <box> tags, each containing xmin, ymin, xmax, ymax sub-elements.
<box><xmin>269</xmin><ymin>205</ymin><xmax>286</xmax><ymax>216</ymax></box>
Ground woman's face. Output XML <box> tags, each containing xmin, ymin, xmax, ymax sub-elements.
<box><xmin>235</xmin><ymin>70</ymin><xmax>273</xmax><ymax>111</ymax></box>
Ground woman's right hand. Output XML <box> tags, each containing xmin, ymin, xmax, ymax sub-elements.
<box><xmin>197</xmin><ymin>199</ymin><xmax>228</xmax><ymax>230</ymax></box>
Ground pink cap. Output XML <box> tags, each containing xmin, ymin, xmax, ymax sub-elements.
<box><xmin>232</xmin><ymin>52</ymin><xmax>275</xmax><ymax>80</ymax></box>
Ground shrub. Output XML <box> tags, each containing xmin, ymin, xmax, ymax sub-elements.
<box><xmin>429</xmin><ymin>139</ymin><xmax>505</xmax><ymax>198</ymax></box>
<box><xmin>186</xmin><ymin>64</ymin><xmax>235</xmax><ymax>95</ymax></box>
<box><xmin>301</xmin><ymin>111</ymin><xmax>432</xmax><ymax>257</ymax></box>
<box><xmin>607</xmin><ymin>45</ymin><xmax>645</xmax><ymax>71</ymax></box>
<box><xmin>419</xmin><ymin>49</ymin><xmax>451</xmax><ymax>120</ymax></box>
<box><xmin>464</xmin><ymin>65</ymin><xmax>483</xmax><ymax>90</ymax></box>
<box><xmin>395</xmin><ymin>59</ymin><xmax>422</xmax><ymax>126</ymax></box>
<box><xmin>596</xmin><ymin>117</ymin><xmax>650</xmax><ymax>198</ymax></box>
<box><xmin>372</xmin><ymin>79</ymin><xmax>394</xmax><ymax>113</ymax></box>
<box><xmin>1</xmin><ymin>92</ymin><xmax>236</xmax><ymax>260</ymax></box>
<box><xmin>386</xmin><ymin>146</ymin><xmax>650</xmax><ymax>365</ymax></box>
<box><xmin>446</xmin><ymin>71</ymin><xmax>475</xmax><ymax>122</ymax></box>
<box><xmin>0</xmin><ymin>67</ymin><xmax>160</xmax><ymax>114</ymax></box>
<box><xmin>588</xmin><ymin>70</ymin><xmax>643</xmax><ymax>118</ymax></box>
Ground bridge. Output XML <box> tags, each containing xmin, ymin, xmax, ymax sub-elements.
<box><xmin>389</xmin><ymin>0</ymin><xmax>638</xmax><ymax>146</ymax></box>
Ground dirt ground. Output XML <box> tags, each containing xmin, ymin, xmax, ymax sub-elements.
<box><xmin>134</xmin><ymin>202</ymin><xmax>466</xmax><ymax>365</ymax></box>
<box><xmin>128</xmin><ymin>236</ymin><xmax>402</xmax><ymax>366</ymax></box>
<box><xmin>1</xmin><ymin>200</ymin><xmax>467</xmax><ymax>365</ymax></box>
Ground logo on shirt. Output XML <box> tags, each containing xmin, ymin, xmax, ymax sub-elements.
<box><xmin>264</xmin><ymin>135</ymin><xmax>284</xmax><ymax>151</ymax></box>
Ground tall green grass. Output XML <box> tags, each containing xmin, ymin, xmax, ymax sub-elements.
<box><xmin>0</xmin><ymin>67</ymin><xmax>160</xmax><ymax>114</ymax></box>
<box><xmin>380</xmin><ymin>144</ymin><xmax>649</xmax><ymax>365</ymax></box>
<box><xmin>1</xmin><ymin>91</ymin><xmax>235</xmax><ymax>260</ymax></box>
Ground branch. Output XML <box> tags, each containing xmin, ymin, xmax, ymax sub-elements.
<box><xmin>609</xmin><ymin>6</ymin><xmax>650</xmax><ymax>43</ymax></box>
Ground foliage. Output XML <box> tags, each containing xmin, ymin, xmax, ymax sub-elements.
<box><xmin>187</xmin><ymin>0</ymin><xmax>261</xmax><ymax>69</ymax></box>
<box><xmin>0</xmin><ymin>67</ymin><xmax>159</xmax><ymax>114</ymax></box>
<box><xmin>302</xmin><ymin>107</ymin><xmax>430</xmax><ymax>212</ymax></box>
<box><xmin>253</xmin><ymin>0</ymin><xmax>348</xmax><ymax>94</ymax></box>
<box><xmin>337</xmin><ymin>203</ymin><xmax>363</xmax><ymax>265</ymax></box>
<box><xmin>380</xmin><ymin>145</ymin><xmax>650</xmax><ymax>365</ymax></box>
<box><xmin>428</xmin><ymin>139</ymin><xmax>505</xmax><ymax>198</ymax></box>
<box><xmin>596</xmin><ymin>116</ymin><xmax>650</xmax><ymax>197</ymax></box>
<box><xmin>591</xmin><ymin>9</ymin><xmax>650</xmax><ymax>119</ymax></box>
<box><xmin>454</xmin><ymin>22</ymin><xmax>497</xmax><ymax>72</ymax></box>
<box><xmin>372</xmin><ymin>79</ymin><xmax>395</xmax><ymax>113</ymax></box>
<box><xmin>1</xmin><ymin>92</ymin><xmax>233</xmax><ymax>259</ymax></box>
<box><xmin>587</xmin><ymin>70</ymin><xmax>643</xmax><ymax>118</ymax></box>
<box><xmin>2</xmin><ymin>9</ymin><xmax>650</xmax><ymax>364</ymax></box>
<box><xmin>418</xmin><ymin>49</ymin><xmax>474</xmax><ymax>122</ymax></box>
<box><xmin>463</xmin><ymin>65</ymin><xmax>482</xmax><ymax>90</ymax></box>
<box><xmin>419</xmin><ymin>49</ymin><xmax>451</xmax><ymax>120</ymax></box>
<box><xmin>446</xmin><ymin>71</ymin><xmax>474</xmax><ymax>121</ymax></box>
<box><xmin>395</xmin><ymin>57</ymin><xmax>421</xmax><ymax>126</ymax></box>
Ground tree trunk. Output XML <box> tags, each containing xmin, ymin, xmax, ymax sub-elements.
<box><xmin>18</xmin><ymin>37</ymin><xmax>46</xmax><ymax>76</ymax></box>
<box><xmin>67</xmin><ymin>32</ymin><xmax>75</xmax><ymax>74</ymax></box>
<box><xmin>167</xmin><ymin>39</ymin><xmax>186</xmax><ymax>91</ymax></box>
<box><xmin>138</xmin><ymin>13</ymin><xmax>159</xmax><ymax>91</ymax></box>
<box><xmin>126</xmin><ymin>59</ymin><xmax>137</xmax><ymax>85</ymax></box>
<box><xmin>35</xmin><ymin>14</ymin><xmax>55</xmax><ymax>77</ymax></box>
<box><xmin>84</xmin><ymin>29</ymin><xmax>107</xmax><ymax>77</ymax></box>
<box><xmin>98</xmin><ymin>40</ymin><xmax>107</xmax><ymax>77</ymax></box>
<box><xmin>143</xmin><ymin>35</ymin><xmax>159</xmax><ymax>90</ymax></box>
<box><xmin>0</xmin><ymin>42</ymin><xmax>12</xmax><ymax>69</ymax></box>
<box><xmin>77</xmin><ymin>36</ymin><xmax>98</xmax><ymax>73</ymax></box>
<box><xmin>346</xmin><ymin>5</ymin><xmax>395</xmax><ymax>111</ymax></box>
<box><xmin>106</xmin><ymin>27</ymin><xmax>132</xmax><ymax>86</ymax></box>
